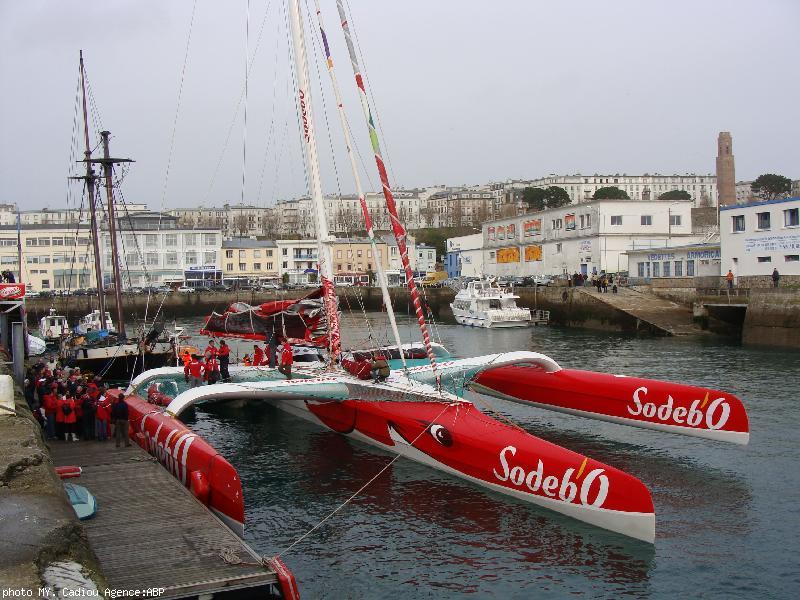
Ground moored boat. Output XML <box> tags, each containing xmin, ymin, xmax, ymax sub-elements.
<box><xmin>451</xmin><ymin>279</ymin><xmax>532</xmax><ymax>328</ymax></box>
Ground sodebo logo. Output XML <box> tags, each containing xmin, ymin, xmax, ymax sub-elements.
<box><xmin>627</xmin><ymin>386</ymin><xmax>731</xmax><ymax>430</ymax></box>
<box><xmin>493</xmin><ymin>445</ymin><xmax>609</xmax><ymax>507</ymax></box>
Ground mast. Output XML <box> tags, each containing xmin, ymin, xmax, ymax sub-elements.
<box><xmin>287</xmin><ymin>0</ymin><xmax>341</xmax><ymax>361</ymax></box>
<box><xmin>335</xmin><ymin>0</ymin><xmax>438</xmax><ymax>376</ymax></box>
<box><xmin>93</xmin><ymin>131</ymin><xmax>132</xmax><ymax>339</ymax></box>
<box><xmin>16</xmin><ymin>208</ymin><xmax>29</xmax><ymax>356</ymax></box>
<box><xmin>311</xmin><ymin>1</ymin><xmax>407</xmax><ymax>369</ymax></box>
<box><xmin>77</xmin><ymin>51</ymin><xmax>107</xmax><ymax>330</ymax></box>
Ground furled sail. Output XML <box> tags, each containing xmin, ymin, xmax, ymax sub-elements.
<box><xmin>199</xmin><ymin>288</ymin><xmax>327</xmax><ymax>344</ymax></box>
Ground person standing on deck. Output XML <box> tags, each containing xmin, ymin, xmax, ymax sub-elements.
<box><xmin>42</xmin><ymin>385</ymin><xmax>57</xmax><ymax>440</ymax></box>
<box><xmin>95</xmin><ymin>390</ymin><xmax>110</xmax><ymax>442</ymax></box>
<box><xmin>726</xmin><ymin>269</ymin><xmax>735</xmax><ymax>291</ymax></box>
<box><xmin>111</xmin><ymin>394</ymin><xmax>131</xmax><ymax>448</ymax></box>
<box><xmin>772</xmin><ymin>268</ymin><xmax>780</xmax><ymax>288</ymax></box>
<box><xmin>184</xmin><ymin>354</ymin><xmax>205</xmax><ymax>388</ymax></box>
<box><xmin>60</xmin><ymin>393</ymin><xmax>78</xmax><ymax>442</ymax></box>
<box><xmin>218</xmin><ymin>340</ymin><xmax>231</xmax><ymax>382</ymax></box>
<box><xmin>278</xmin><ymin>342</ymin><xmax>293</xmax><ymax>380</ymax></box>
<box><xmin>204</xmin><ymin>339</ymin><xmax>217</xmax><ymax>360</ymax></box>
<box><xmin>253</xmin><ymin>344</ymin><xmax>264</xmax><ymax>367</ymax></box>
<box><xmin>205</xmin><ymin>354</ymin><xmax>220</xmax><ymax>384</ymax></box>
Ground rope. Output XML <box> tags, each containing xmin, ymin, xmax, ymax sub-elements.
<box><xmin>239</xmin><ymin>0</ymin><xmax>251</xmax><ymax>207</ymax></box>
<box><xmin>271</xmin><ymin>400</ymin><xmax>454</xmax><ymax>559</ymax></box>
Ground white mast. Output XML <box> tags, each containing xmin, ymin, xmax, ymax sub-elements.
<box><xmin>311</xmin><ymin>0</ymin><xmax>407</xmax><ymax>369</ymax></box>
<box><xmin>287</xmin><ymin>0</ymin><xmax>341</xmax><ymax>360</ymax></box>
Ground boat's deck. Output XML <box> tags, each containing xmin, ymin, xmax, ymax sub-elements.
<box><xmin>50</xmin><ymin>440</ymin><xmax>283</xmax><ymax>598</ymax></box>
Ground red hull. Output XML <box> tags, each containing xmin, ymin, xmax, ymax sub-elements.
<box><xmin>305</xmin><ymin>398</ymin><xmax>655</xmax><ymax>542</ymax></box>
<box><xmin>473</xmin><ymin>365</ymin><xmax>750</xmax><ymax>444</ymax></box>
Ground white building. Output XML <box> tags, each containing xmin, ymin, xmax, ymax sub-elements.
<box><xmin>415</xmin><ymin>244</ymin><xmax>437</xmax><ymax>274</ymax></box>
<box><xmin>445</xmin><ymin>233</ymin><xmax>483</xmax><ymax>278</ymax></box>
<box><xmin>100</xmin><ymin>212</ymin><xmax>222</xmax><ymax>288</ymax></box>
<box><xmin>275</xmin><ymin>239</ymin><xmax>319</xmax><ymax>284</ymax></box>
<box><xmin>524</xmin><ymin>174</ymin><xmax>717</xmax><ymax>207</ymax></box>
<box><xmin>482</xmin><ymin>199</ymin><xmax>701</xmax><ymax>278</ymax></box>
<box><xmin>720</xmin><ymin>196</ymin><xmax>800</xmax><ymax>285</ymax></box>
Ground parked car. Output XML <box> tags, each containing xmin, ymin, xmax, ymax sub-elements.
<box><xmin>259</xmin><ymin>283</ymin><xmax>281</xmax><ymax>291</ymax></box>
<box><xmin>176</xmin><ymin>286</ymin><xmax>195</xmax><ymax>293</ymax></box>
<box><xmin>210</xmin><ymin>284</ymin><xmax>232</xmax><ymax>292</ymax></box>
<box><xmin>533</xmin><ymin>275</ymin><xmax>554</xmax><ymax>287</ymax></box>
<box><xmin>72</xmin><ymin>289</ymin><xmax>88</xmax><ymax>296</ymax></box>
<box><xmin>25</xmin><ymin>289</ymin><xmax>41</xmax><ymax>298</ymax></box>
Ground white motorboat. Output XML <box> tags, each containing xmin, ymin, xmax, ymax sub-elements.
<box><xmin>450</xmin><ymin>279</ymin><xmax>531</xmax><ymax>328</ymax></box>
<box><xmin>39</xmin><ymin>308</ymin><xmax>69</xmax><ymax>343</ymax></box>
<box><xmin>76</xmin><ymin>309</ymin><xmax>116</xmax><ymax>334</ymax></box>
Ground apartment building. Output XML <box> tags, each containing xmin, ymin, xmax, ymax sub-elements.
<box><xmin>221</xmin><ymin>238</ymin><xmax>279</xmax><ymax>284</ymax></box>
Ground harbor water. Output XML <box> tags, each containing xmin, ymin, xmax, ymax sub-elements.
<box><xmin>175</xmin><ymin>313</ymin><xmax>798</xmax><ymax>599</ymax></box>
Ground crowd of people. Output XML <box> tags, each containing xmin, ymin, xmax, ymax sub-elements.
<box><xmin>568</xmin><ymin>271</ymin><xmax>618</xmax><ymax>294</ymax></box>
<box><xmin>183</xmin><ymin>337</ymin><xmax>295</xmax><ymax>386</ymax></box>
<box><xmin>23</xmin><ymin>358</ymin><xmax>131</xmax><ymax>447</ymax></box>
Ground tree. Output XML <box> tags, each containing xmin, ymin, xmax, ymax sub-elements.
<box><xmin>593</xmin><ymin>186</ymin><xmax>630</xmax><ymax>200</ymax></box>
<box><xmin>751</xmin><ymin>174</ymin><xmax>792</xmax><ymax>201</ymax></box>
<box><xmin>522</xmin><ymin>187</ymin><xmax>547</xmax><ymax>211</ymax></box>
<box><xmin>544</xmin><ymin>186</ymin><xmax>571</xmax><ymax>209</ymax></box>
<box><xmin>659</xmin><ymin>189</ymin><xmax>691</xmax><ymax>200</ymax></box>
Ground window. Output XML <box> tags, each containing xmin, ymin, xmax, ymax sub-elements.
<box><xmin>26</xmin><ymin>239</ymin><xmax>37</xmax><ymax>247</ymax></box>
<box><xmin>669</xmin><ymin>215</ymin><xmax>682</xmax><ymax>226</ymax></box>
<box><xmin>784</xmin><ymin>208</ymin><xmax>799</xmax><ymax>227</ymax></box>
<box><xmin>641</xmin><ymin>215</ymin><xmax>653</xmax><ymax>226</ymax></box>
<box><xmin>663</xmin><ymin>261</ymin><xmax>671</xmax><ymax>277</ymax></box>
<box><xmin>203</xmin><ymin>251</ymin><xmax>216</xmax><ymax>265</ymax></box>
<box><xmin>184</xmin><ymin>234</ymin><xmax>197</xmax><ymax>246</ymax></box>
<box><xmin>52</xmin><ymin>238</ymin><xmax>64</xmax><ymax>246</ymax></box>
<box><xmin>367</xmin><ymin>250</ymin><xmax>372</xmax><ymax>258</ymax></box>
<box><xmin>145</xmin><ymin>234</ymin><xmax>158</xmax><ymax>247</ymax></box>
<box><xmin>253</xmin><ymin>263</ymin><xmax>261</xmax><ymax>271</ymax></box>
<box><xmin>556</xmin><ymin>243</ymin><xmax>562</xmax><ymax>254</ymax></box>
<box><xmin>165</xmin><ymin>234</ymin><xmax>178</xmax><ymax>247</ymax></box>
<box><xmin>254</xmin><ymin>250</ymin><xmax>261</xmax><ymax>258</ymax></box>
<box><xmin>785</xmin><ymin>255</ymin><xmax>799</xmax><ymax>262</ymax></box>
<box><xmin>337</xmin><ymin>264</ymin><xmax>342</xmax><ymax>271</ymax></box>
<box><xmin>185</xmin><ymin>251</ymin><xmax>198</xmax><ymax>265</ymax></box>
<box><xmin>267</xmin><ymin>249</ymin><xmax>273</xmax><ymax>257</ymax></box>
<box><xmin>357</xmin><ymin>250</ymin><xmax>363</xmax><ymax>257</ymax></box>
<box><xmin>146</xmin><ymin>253</ymin><xmax>159</xmax><ymax>266</ymax></box>
<box><xmin>757</xmin><ymin>256</ymin><xmax>772</xmax><ymax>263</ymax></box>
<box><xmin>732</xmin><ymin>215</ymin><xmax>745</xmax><ymax>232</ymax></box>
<box><xmin>687</xmin><ymin>260</ymin><xmax>695</xmax><ymax>276</ymax></box>
<box><xmin>757</xmin><ymin>212</ymin><xmax>771</xmax><ymax>230</ymax></box>
<box><xmin>652</xmin><ymin>262</ymin><xmax>660</xmax><ymax>277</ymax></box>
<box><xmin>37</xmin><ymin>238</ymin><xmax>51</xmax><ymax>246</ymax></box>
<box><xmin>239</xmin><ymin>250</ymin><xmax>246</xmax><ymax>259</ymax></box>
<box><xmin>239</xmin><ymin>262</ymin><xmax>247</xmax><ymax>270</ymax></box>
<box><xmin>282</xmin><ymin>261</ymin><xmax>288</xmax><ymax>269</ymax></box>
<box><xmin>489</xmin><ymin>251</ymin><xmax>496</xmax><ymax>261</ymax></box>
<box><xmin>638</xmin><ymin>262</ymin><xmax>645</xmax><ymax>277</ymax></box>
<box><xmin>336</xmin><ymin>250</ymin><xmax>342</xmax><ymax>259</ymax></box>
<box><xmin>225</xmin><ymin>250</ymin><xmax>234</xmax><ymax>258</ymax></box>
<box><xmin>203</xmin><ymin>234</ymin><xmax>217</xmax><ymax>246</ymax></box>
<box><xmin>610</xmin><ymin>216</ymin><xmax>622</xmax><ymax>226</ymax></box>
<box><xmin>166</xmin><ymin>252</ymin><xmax>178</xmax><ymax>266</ymax></box>
<box><xmin>226</xmin><ymin>263</ymin><xmax>234</xmax><ymax>271</ymax></box>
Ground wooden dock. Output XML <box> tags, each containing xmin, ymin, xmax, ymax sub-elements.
<box><xmin>50</xmin><ymin>440</ymin><xmax>284</xmax><ymax>599</ymax></box>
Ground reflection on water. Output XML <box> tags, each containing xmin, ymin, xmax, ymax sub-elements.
<box><xmin>179</xmin><ymin>315</ymin><xmax>799</xmax><ymax>599</ymax></box>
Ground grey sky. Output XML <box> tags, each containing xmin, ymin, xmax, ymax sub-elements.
<box><xmin>1</xmin><ymin>0</ymin><xmax>798</xmax><ymax>212</ymax></box>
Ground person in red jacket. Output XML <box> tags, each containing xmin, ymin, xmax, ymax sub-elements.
<box><xmin>184</xmin><ymin>355</ymin><xmax>205</xmax><ymax>388</ymax></box>
<box><xmin>204</xmin><ymin>339</ymin><xmax>218</xmax><ymax>360</ymax></box>
<box><xmin>60</xmin><ymin>393</ymin><xmax>78</xmax><ymax>441</ymax></box>
<box><xmin>278</xmin><ymin>342</ymin><xmax>293</xmax><ymax>380</ymax></box>
<box><xmin>218</xmin><ymin>340</ymin><xmax>231</xmax><ymax>382</ymax></box>
<box><xmin>252</xmin><ymin>344</ymin><xmax>264</xmax><ymax>367</ymax></box>
<box><xmin>205</xmin><ymin>355</ymin><xmax>220</xmax><ymax>384</ymax></box>
<box><xmin>95</xmin><ymin>392</ymin><xmax>110</xmax><ymax>442</ymax></box>
<box><xmin>42</xmin><ymin>388</ymin><xmax>58</xmax><ymax>440</ymax></box>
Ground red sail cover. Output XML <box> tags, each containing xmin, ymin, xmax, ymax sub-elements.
<box><xmin>200</xmin><ymin>288</ymin><xmax>327</xmax><ymax>344</ymax></box>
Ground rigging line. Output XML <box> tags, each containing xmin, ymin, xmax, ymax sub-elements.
<box><xmin>271</xmin><ymin>400</ymin><xmax>454</xmax><ymax>560</ymax></box>
<box><xmin>240</xmin><ymin>0</ymin><xmax>251</xmax><ymax>208</ymax></box>
<box><xmin>202</xmin><ymin>0</ymin><xmax>275</xmax><ymax>205</ymax></box>
<box><xmin>343</xmin><ymin>0</ymin><xmax>398</xmax><ymax>185</ymax></box>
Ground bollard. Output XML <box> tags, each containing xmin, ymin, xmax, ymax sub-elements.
<box><xmin>12</xmin><ymin>322</ymin><xmax>24</xmax><ymax>385</ymax></box>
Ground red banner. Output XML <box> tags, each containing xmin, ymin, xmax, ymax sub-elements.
<box><xmin>0</xmin><ymin>283</ymin><xmax>26</xmax><ymax>300</ymax></box>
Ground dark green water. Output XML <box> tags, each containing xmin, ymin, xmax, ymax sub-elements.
<box><xmin>179</xmin><ymin>315</ymin><xmax>799</xmax><ymax>599</ymax></box>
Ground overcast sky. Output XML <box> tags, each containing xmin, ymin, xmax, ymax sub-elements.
<box><xmin>1</xmin><ymin>0</ymin><xmax>798</xmax><ymax>212</ymax></box>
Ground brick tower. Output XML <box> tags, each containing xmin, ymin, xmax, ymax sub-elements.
<box><xmin>716</xmin><ymin>132</ymin><xmax>736</xmax><ymax>206</ymax></box>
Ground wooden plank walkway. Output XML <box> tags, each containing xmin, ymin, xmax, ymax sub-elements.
<box><xmin>50</xmin><ymin>440</ymin><xmax>280</xmax><ymax>599</ymax></box>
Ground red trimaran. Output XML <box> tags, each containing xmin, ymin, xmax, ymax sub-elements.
<box><xmin>123</xmin><ymin>0</ymin><xmax>749</xmax><ymax>557</ymax></box>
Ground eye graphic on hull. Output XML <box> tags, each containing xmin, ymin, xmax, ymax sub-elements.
<box><xmin>429</xmin><ymin>424</ymin><xmax>453</xmax><ymax>447</ymax></box>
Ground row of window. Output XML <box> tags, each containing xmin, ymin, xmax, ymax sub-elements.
<box><xmin>638</xmin><ymin>260</ymin><xmax>693</xmax><ymax>278</ymax></box>
<box><xmin>103</xmin><ymin>251</ymin><xmax>217</xmax><ymax>268</ymax></box>
<box><xmin>732</xmin><ymin>208</ymin><xmax>799</xmax><ymax>232</ymax></box>
<box><xmin>225</xmin><ymin>262</ymin><xmax>276</xmax><ymax>272</ymax></box>
<box><xmin>224</xmin><ymin>249</ymin><xmax>275</xmax><ymax>259</ymax></box>
<box><xmin>755</xmin><ymin>255</ymin><xmax>799</xmax><ymax>263</ymax></box>
<box><xmin>336</xmin><ymin>263</ymin><xmax>374</xmax><ymax>272</ymax></box>
<box><xmin>23</xmin><ymin>237</ymin><xmax>90</xmax><ymax>246</ymax></box>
